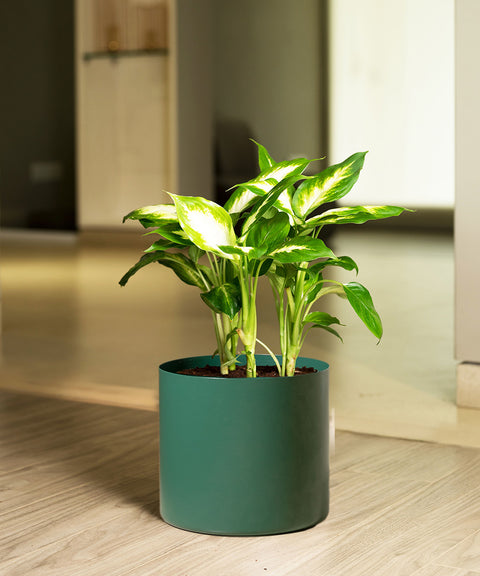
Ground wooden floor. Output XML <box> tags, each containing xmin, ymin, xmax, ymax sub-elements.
<box><xmin>1</xmin><ymin>228</ymin><xmax>479</xmax><ymax>448</ymax></box>
<box><xmin>1</xmin><ymin>390</ymin><xmax>479</xmax><ymax>576</ymax></box>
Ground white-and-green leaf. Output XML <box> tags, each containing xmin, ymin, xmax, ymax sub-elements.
<box><xmin>251</xmin><ymin>139</ymin><xmax>275</xmax><ymax>172</ymax></box>
<box><xmin>219</xmin><ymin>245</ymin><xmax>263</xmax><ymax>258</ymax></box>
<box><xmin>119</xmin><ymin>251</ymin><xmax>206</xmax><ymax>289</ymax></box>
<box><xmin>306</xmin><ymin>283</ymin><xmax>347</xmax><ymax>305</ymax></box>
<box><xmin>241</xmin><ymin>175</ymin><xmax>304</xmax><ymax>237</ymax></box>
<box><xmin>343</xmin><ymin>281</ymin><xmax>383</xmax><ymax>340</ymax></box>
<box><xmin>245</xmin><ymin>210</ymin><xmax>291</xmax><ymax>253</ymax></box>
<box><xmin>225</xmin><ymin>158</ymin><xmax>309</xmax><ymax>215</ymax></box>
<box><xmin>304</xmin><ymin>205</ymin><xmax>410</xmax><ymax>228</ymax></box>
<box><xmin>200</xmin><ymin>283</ymin><xmax>242</xmax><ymax>319</ymax></box>
<box><xmin>310</xmin><ymin>256</ymin><xmax>359</xmax><ymax>275</ymax></box>
<box><xmin>144</xmin><ymin>238</ymin><xmax>180</xmax><ymax>252</ymax></box>
<box><xmin>274</xmin><ymin>186</ymin><xmax>300</xmax><ymax>223</ymax></box>
<box><xmin>304</xmin><ymin>311</ymin><xmax>343</xmax><ymax>326</ymax></box>
<box><xmin>170</xmin><ymin>194</ymin><xmax>238</xmax><ymax>259</ymax></box>
<box><xmin>223</xmin><ymin>187</ymin><xmax>259</xmax><ymax>217</ymax></box>
<box><xmin>271</xmin><ymin>237</ymin><xmax>335</xmax><ymax>263</ymax></box>
<box><xmin>292</xmin><ymin>152</ymin><xmax>367</xmax><ymax>219</ymax></box>
<box><xmin>261</xmin><ymin>158</ymin><xmax>310</xmax><ymax>183</ymax></box>
<box><xmin>147</xmin><ymin>222</ymin><xmax>191</xmax><ymax>246</ymax></box>
<box><xmin>123</xmin><ymin>203</ymin><xmax>177</xmax><ymax>225</ymax></box>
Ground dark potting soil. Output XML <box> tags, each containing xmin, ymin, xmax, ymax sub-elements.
<box><xmin>177</xmin><ymin>365</ymin><xmax>317</xmax><ymax>378</ymax></box>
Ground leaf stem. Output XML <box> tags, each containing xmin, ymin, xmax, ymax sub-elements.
<box><xmin>255</xmin><ymin>338</ymin><xmax>281</xmax><ymax>376</ymax></box>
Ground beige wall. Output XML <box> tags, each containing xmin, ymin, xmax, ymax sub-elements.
<box><xmin>76</xmin><ymin>0</ymin><xmax>213</xmax><ymax>229</ymax></box>
<box><xmin>455</xmin><ymin>0</ymin><xmax>480</xmax><ymax>364</ymax></box>
<box><xmin>76</xmin><ymin>0</ymin><xmax>171</xmax><ymax>229</ymax></box>
<box><xmin>75</xmin><ymin>0</ymin><xmax>173</xmax><ymax>230</ymax></box>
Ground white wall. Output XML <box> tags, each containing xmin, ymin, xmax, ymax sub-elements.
<box><xmin>329</xmin><ymin>0</ymin><xmax>454</xmax><ymax>208</ymax></box>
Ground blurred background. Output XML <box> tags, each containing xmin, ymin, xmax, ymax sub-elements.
<box><xmin>1</xmin><ymin>0</ymin><xmax>478</xmax><ymax>446</ymax></box>
<box><xmin>0</xmin><ymin>0</ymin><xmax>454</xmax><ymax>230</ymax></box>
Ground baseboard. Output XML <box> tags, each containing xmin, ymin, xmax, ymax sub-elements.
<box><xmin>457</xmin><ymin>362</ymin><xmax>480</xmax><ymax>409</ymax></box>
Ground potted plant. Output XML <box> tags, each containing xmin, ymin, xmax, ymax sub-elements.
<box><xmin>120</xmin><ymin>142</ymin><xmax>408</xmax><ymax>535</ymax></box>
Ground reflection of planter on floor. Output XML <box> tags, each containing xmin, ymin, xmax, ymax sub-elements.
<box><xmin>159</xmin><ymin>355</ymin><xmax>329</xmax><ymax>536</ymax></box>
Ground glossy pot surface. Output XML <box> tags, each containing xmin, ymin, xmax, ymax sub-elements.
<box><xmin>159</xmin><ymin>355</ymin><xmax>329</xmax><ymax>536</ymax></box>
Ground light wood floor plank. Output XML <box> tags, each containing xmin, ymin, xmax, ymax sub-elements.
<box><xmin>437</xmin><ymin>529</ymin><xmax>480</xmax><ymax>573</ymax></box>
<box><xmin>412</xmin><ymin>566</ymin><xmax>480</xmax><ymax>576</ymax></box>
<box><xmin>1</xmin><ymin>390</ymin><xmax>479</xmax><ymax>576</ymax></box>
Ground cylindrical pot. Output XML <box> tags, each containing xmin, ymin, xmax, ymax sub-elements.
<box><xmin>159</xmin><ymin>355</ymin><xmax>329</xmax><ymax>536</ymax></box>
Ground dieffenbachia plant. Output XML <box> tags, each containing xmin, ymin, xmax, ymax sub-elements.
<box><xmin>253</xmin><ymin>147</ymin><xmax>401</xmax><ymax>375</ymax></box>
<box><xmin>119</xmin><ymin>201</ymin><xmax>242</xmax><ymax>375</ymax></box>
<box><xmin>120</xmin><ymin>142</ymin><xmax>410</xmax><ymax>377</ymax></box>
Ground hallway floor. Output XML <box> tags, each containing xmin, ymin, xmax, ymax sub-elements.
<box><xmin>2</xmin><ymin>390</ymin><xmax>479</xmax><ymax>576</ymax></box>
<box><xmin>0</xmin><ymin>227</ymin><xmax>478</xmax><ymax>447</ymax></box>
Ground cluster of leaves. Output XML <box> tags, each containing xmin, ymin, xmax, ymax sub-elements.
<box><xmin>120</xmin><ymin>142</ymin><xmax>409</xmax><ymax>377</ymax></box>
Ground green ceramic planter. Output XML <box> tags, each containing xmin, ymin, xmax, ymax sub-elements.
<box><xmin>159</xmin><ymin>355</ymin><xmax>329</xmax><ymax>536</ymax></box>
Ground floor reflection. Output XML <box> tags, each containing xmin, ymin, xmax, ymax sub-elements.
<box><xmin>1</xmin><ymin>227</ymin><xmax>478</xmax><ymax>447</ymax></box>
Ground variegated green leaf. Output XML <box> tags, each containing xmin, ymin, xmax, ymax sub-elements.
<box><xmin>188</xmin><ymin>244</ymin><xmax>205</xmax><ymax>264</ymax></box>
<box><xmin>241</xmin><ymin>175</ymin><xmax>304</xmax><ymax>237</ymax></box>
<box><xmin>144</xmin><ymin>238</ymin><xmax>179</xmax><ymax>252</ymax></box>
<box><xmin>225</xmin><ymin>158</ymin><xmax>309</xmax><ymax>215</ymax></box>
<box><xmin>304</xmin><ymin>311</ymin><xmax>343</xmax><ymax>326</ymax></box>
<box><xmin>238</xmin><ymin>181</ymin><xmax>277</xmax><ymax>196</ymax></box>
<box><xmin>197</xmin><ymin>264</ymin><xmax>215</xmax><ymax>286</ymax></box>
<box><xmin>260</xmin><ymin>158</ymin><xmax>310</xmax><ymax>183</ymax></box>
<box><xmin>303</xmin><ymin>311</ymin><xmax>344</xmax><ymax>341</ymax></box>
<box><xmin>158</xmin><ymin>253</ymin><xmax>208</xmax><ymax>288</ymax></box>
<box><xmin>123</xmin><ymin>203</ymin><xmax>177</xmax><ymax>225</ymax></box>
<box><xmin>254</xmin><ymin>258</ymin><xmax>274</xmax><ymax>277</ymax></box>
<box><xmin>170</xmin><ymin>194</ymin><xmax>238</xmax><ymax>259</ymax></box>
<box><xmin>268</xmin><ymin>263</ymin><xmax>298</xmax><ymax>291</ymax></box>
<box><xmin>292</xmin><ymin>152</ymin><xmax>367</xmax><ymax>219</ymax></box>
<box><xmin>188</xmin><ymin>245</ymin><xmax>205</xmax><ymax>263</ymax></box>
<box><xmin>224</xmin><ymin>187</ymin><xmax>259</xmax><ymax>217</ymax></box>
<box><xmin>245</xmin><ymin>211</ymin><xmax>290</xmax><ymax>252</ymax></box>
<box><xmin>219</xmin><ymin>245</ymin><xmax>264</xmax><ymax>258</ymax></box>
<box><xmin>308</xmin><ymin>324</ymin><xmax>344</xmax><ymax>342</ymax></box>
<box><xmin>343</xmin><ymin>281</ymin><xmax>383</xmax><ymax>340</ymax></box>
<box><xmin>200</xmin><ymin>283</ymin><xmax>242</xmax><ymax>319</ymax></box>
<box><xmin>274</xmin><ymin>186</ymin><xmax>300</xmax><ymax>222</ymax></box>
<box><xmin>305</xmin><ymin>280</ymin><xmax>325</xmax><ymax>305</ymax></box>
<box><xmin>147</xmin><ymin>222</ymin><xmax>191</xmax><ymax>246</ymax></box>
<box><xmin>119</xmin><ymin>252</ymin><xmax>168</xmax><ymax>286</ymax></box>
<box><xmin>306</xmin><ymin>283</ymin><xmax>347</xmax><ymax>305</ymax></box>
<box><xmin>251</xmin><ymin>139</ymin><xmax>275</xmax><ymax>172</ymax></box>
<box><xmin>271</xmin><ymin>237</ymin><xmax>335</xmax><ymax>263</ymax></box>
<box><xmin>310</xmin><ymin>256</ymin><xmax>359</xmax><ymax>275</ymax></box>
<box><xmin>224</xmin><ymin>179</ymin><xmax>278</xmax><ymax>219</ymax></box>
<box><xmin>304</xmin><ymin>205</ymin><xmax>410</xmax><ymax>228</ymax></box>
<box><xmin>119</xmin><ymin>251</ymin><xmax>206</xmax><ymax>289</ymax></box>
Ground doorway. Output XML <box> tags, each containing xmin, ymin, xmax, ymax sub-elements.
<box><xmin>0</xmin><ymin>0</ymin><xmax>76</xmax><ymax>230</ymax></box>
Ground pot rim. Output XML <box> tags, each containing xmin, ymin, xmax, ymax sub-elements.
<box><xmin>159</xmin><ymin>354</ymin><xmax>329</xmax><ymax>380</ymax></box>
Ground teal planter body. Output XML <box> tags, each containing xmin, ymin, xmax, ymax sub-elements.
<box><xmin>159</xmin><ymin>355</ymin><xmax>329</xmax><ymax>536</ymax></box>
